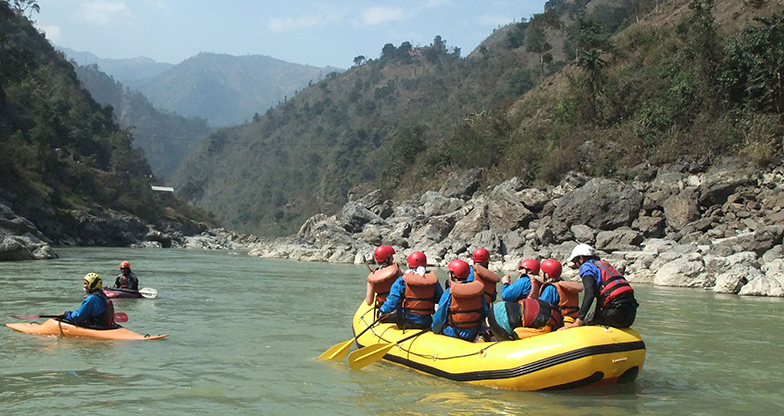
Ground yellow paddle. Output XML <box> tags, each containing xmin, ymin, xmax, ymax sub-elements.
<box><xmin>348</xmin><ymin>328</ymin><xmax>430</xmax><ymax>370</ymax></box>
<box><xmin>318</xmin><ymin>312</ymin><xmax>390</xmax><ymax>361</ymax></box>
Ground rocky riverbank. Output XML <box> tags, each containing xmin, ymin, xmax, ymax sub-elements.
<box><xmin>249</xmin><ymin>157</ymin><xmax>784</xmax><ymax>297</ymax></box>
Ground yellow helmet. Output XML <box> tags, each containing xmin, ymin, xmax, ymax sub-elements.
<box><xmin>83</xmin><ymin>273</ymin><xmax>102</xmax><ymax>291</ymax></box>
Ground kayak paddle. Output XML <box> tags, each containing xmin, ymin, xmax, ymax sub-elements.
<box><xmin>139</xmin><ymin>287</ymin><xmax>158</xmax><ymax>298</ymax></box>
<box><xmin>348</xmin><ymin>328</ymin><xmax>430</xmax><ymax>370</ymax></box>
<box><xmin>318</xmin><ymin>312</ymin><xmax>392</xmax><ymax>361</ymax></box>
<box><xmin>10</xmin><ymin>312</ymin><xmax>129</xmax><ymax>323</ymax></box>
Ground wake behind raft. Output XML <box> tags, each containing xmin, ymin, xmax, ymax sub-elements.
<box><xmin>349</xmin><ymin>301</ymin><xmax>645</xmax><ymax>391</ymax></box>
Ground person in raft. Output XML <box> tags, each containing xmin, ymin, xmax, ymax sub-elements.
<box><xmin>61</xmin><ymin>273</ymin><xmax>116</xmax><ymax>329</ymax></box>
<box><xmin>560</xmin><ymin>244</ymin><xmax>638</xmax><ymax>330</ymax></box>
<box><xmin>432</xmin><ymin>259</ymin><xmax>489</xmax><ymax>342</ymax></box>
<box><xmin>500</xmin><ymin>259</ymin><xmax>539</xmax><ymax>302</ymax></box>
<box><xmin>487</xmin><ymin>298</ymin><xmax>564</xmax><ymax>340</ymax></box>
<box><xmin>365</xmin><ymin>245</ymin><xmax>404</xmax><ymax>322</ymax></box>
<box><xmin>466</xmin><ymin>248</ymin><xmax>501</xmax><ymax>305</ymax></box>
<box><xmin>114</xmin><ymin>261</ymin><xmax>139</xmax><ymax>291</ymax></box>
<box><xmin>378</xmin><ymin>252</ymin><xmax>443</xmax><ymax>330</ymax></box>
<box><xmin>537</xmin><ymin>259</ymin><xmax>583</xmax><ymax>325</ymax></box>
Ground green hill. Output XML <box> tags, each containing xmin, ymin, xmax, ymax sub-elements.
<box><xmin>173</xmin><ymin>0</ymin><xmax>784</xmax><ymax>238</ymax></box>
<box><xmin>0</xmin><ymin>1</ymin><xmax>212</xmax><ymax>243</ymax></box>
<box><xmin>132</xmin><ymin>53</ymin><xmax>344</xmax><ymax>127</ymax></box>
<box><xmin>73</xmin><ymin>63</ymin><xmax>212</xmax><ymax>180</ymax></box>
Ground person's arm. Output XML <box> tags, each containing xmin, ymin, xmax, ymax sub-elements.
<box><xmin>129</xmin><ymin>274</ymin><xmax>139</xmax><ymax>291</ymax></box>
<box><xmin>114</xmin><ymin>275</ymin><xmax>122</xmax><ymax>288</ymax></box>
<box><xmin>501</xmin><ymin>276</ymin><xmax>531</xmax><ymax>302</ymax></box>
<box><xmin>560</xmin><ymin>273</ymin><xmax>597</xmax><ymax>330</ymax></box>
<box><xmin>433</xmin><ymin>281</ymin><xmax>444</xmax><ymax>303</ymax></box>
<box><xmin>365</xmin><ymin>281</ymin><xmax>375</xmax><ymax>306</ymax></box>
<box><xmin>431</xmin><ymin>290</ymin><xmax>450</xmax><ymax>334</ymax></box>
<box><xmin>379</xmin><ymin>278</ymin><xmax>404</xmax><ymax>314</ymax></box>
<box><xmin>63</xmin><ymin>296</ymin><xmax>103</xmax><ymax>323</ymax></box>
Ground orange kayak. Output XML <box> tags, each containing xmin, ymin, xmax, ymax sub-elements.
<box><xmin>5</xmin><ymin>319</ymin><xmax>168</xmax><ymax>340</ymax></box>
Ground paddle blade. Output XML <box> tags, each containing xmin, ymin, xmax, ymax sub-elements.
<box><xmin>114</xmin><ymin>312</ymin><xmax>129</xmax><ymax>323</ymax></box>
<box><xmin>139</xmin><ymin>288</ymin><xmax>158</xmax><ymax>298</ymax></box>
<box><xmin>348</xmin><ymin>342</ymin><xmax>396</xmax><ymax>370</ymax></box>
<box><xmin>318</xmin><ymin>339</ymin><xmax>355</xmax><ymax>361</ymax></box>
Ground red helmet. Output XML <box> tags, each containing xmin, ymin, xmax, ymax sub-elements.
<box><xmin>407</xmin><ymin>252</ymin><xmax>427</xmax><ymax>268</ymax></box>
<box><xmin>540</xmin><ymin>259</ymin><xmax>563</xmax><ymax>280</ymax></box>
<box><xmin>374</xmin><ymin>245</ymin><xmax>395</xmax><ymax>263</ymax></box>
<box><xmin>519</xmin><ymin>259</ymin><xmax>540</xmax><ymax>274</ymax></box>
<box><xmin>448</xmin><ymin>259</ymin><xmax>470</xmax><ymax>280</ymax></box>
<box><xmin>472</xmin><ymin>248</ymin><xmax>490</xmax><ymax>264</ymax></box>
<box><xmin>120</xmin><ymin>261</ymin><xmax>131</xmax><ymax>269</ymax></box>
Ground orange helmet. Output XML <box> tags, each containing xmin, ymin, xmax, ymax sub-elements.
<box><xmin>540</xmin><ymin>259</ymin><xmax>563</xmax><ymax>280</ymax></box>
<box><xmin>407</xmin><ymin>252</ymin><xmax>427</xmax><ymax>268</ymax></box>
<box><xmin>519</xmin><ymin>259</ymin><xmax>540</xmax><ymax>274</ymax></box>
<box><xmin>374</xmin><ymin>245</ymin><xmax>395</xmax><ymax>263</ymax></box>
<box><xmin>448</xmin><ymin>259</ymin><xmax>470</xmax><ymax>280</ymax></box>
<box><xmin>472</xmin><ymin>248</ymin><xmax>490</xmax><ymax>264</ymax></box>
<box><xmin>120</xmin><ymin>261</ymin><xmax>131</xmax><ymax>270</ymax></box>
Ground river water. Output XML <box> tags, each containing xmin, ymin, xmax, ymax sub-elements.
<box><xmin>1</xmin><ymin>247</ymin><xmax>782</xmax><ymax>415</ymax></box>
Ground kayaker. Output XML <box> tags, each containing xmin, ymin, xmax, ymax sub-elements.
<box><xmin>114</xmin><ymin>261</ymin><xmax>139</xmax><ymax>291</ymax></box>
<box><xmin>467</xmin><ymin>248</ymin><xmax>500</xmax><ymax>305</ymax></box>
<box><xmin>432</xmin><ymin>259</ymin><xmax>488</xmax><ymax>342</ymax></box>
<box><xmin>538</xmin><ymin>259</ymin><xmax>582</xmax><ymax>325</ymax></box>
<box><xmin>500</xmin><ymin>259</ymin><xmax>538</xmax><ymax>302</ymax></box>
<box><xmin>365</xmin><ymin>245</ymin><xmax>403</xmax><ymax>323</ymax></box>
<box><xmin>559</xmin><ymin>244</ymin><xmax>638</xmax><ymax>330</ymax></box>
<box><xmin>379</xmin><ymin>252</ymin><xmax>443</xmax><ymax>330</ymax></box>
<box><xmin>61</xmin><ymin>273</ymin><xmax>116</xmax><ymax>329</ymax></box>
<box><xmin>487</xmin><ymin>298</ymin><xmax>564</xmax><ymax>340</ymax></box>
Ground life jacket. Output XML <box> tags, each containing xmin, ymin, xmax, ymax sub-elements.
<box><xmin>541</xmin><ymin>281</ymin><xmax>582</xmax><ymax>319</ymax></box>
<box><xmin>527</xmin><ymin>276</ymin><xmax>541</xmax><ymax>300</ymax></box>
<box><xmin>514</xmin><ymin>298</ymin><xmax>563</xmax><ymax>330</ymax></box>
<box><xmin>402</xmin><ymin>271</ymin><xmax>438</xmax><ymax>316</ymax></box>
<box><xmin>84</xmin><ymin>291</ymin><xmax>116</xmax><ymax>328</ymax></box>
<box><xmin>591</xmin><ymin>260</ymin><xmax>634</xmax><ymax>307</ymax></box>
<box><xmin>447</xmin><ymin>280</ymin><xmax>485</xmax><ymax>329</ymax></box>
<box><xmin>472</xmin><ymin>264</ymin><xmax>499</xmax><ymax>304</ymax></box>
<box><xmin>367</xmin><ymin>264</ymin><xmax>402</xmax><ymax>308</ymax></box>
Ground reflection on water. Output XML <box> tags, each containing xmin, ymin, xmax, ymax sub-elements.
<box><xmin>1</xmin><ymin>247</ymin><xmax>783</xmax><ymax>414</ymax></box>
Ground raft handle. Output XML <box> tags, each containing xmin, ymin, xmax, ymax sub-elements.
<box><xmin>612</xmin><ymin>357</ymin><xmax>627</xmax><ymax>363</ymax></box>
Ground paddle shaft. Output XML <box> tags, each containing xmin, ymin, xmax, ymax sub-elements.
<box><xmin>10</xmin><ymin>312</ymin><xmax>128</xmax><ymax>323</ymax></box>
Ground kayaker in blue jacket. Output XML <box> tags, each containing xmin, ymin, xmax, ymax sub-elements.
<box><xmin>114</xmin><ymin>261</ymin><xmax>139</xmax><ymax>291</ymax></box>
<box><xmin>380</xmin><ymin>252</ymin><xmax>443</xmax><ymax>330</ymax></box>
<box><xmin>500</xmin><ymin>259</ymin><xmax>538</xmax><ymax>302</ymax></box>
<box><xmin>432</xmin><ymin>259</ymin><xmax>488</xmax><ymax>342</ymax></box>
<box><xmin>62</xmin><ymin>273</ymin><xmax>116</xmax><ymax>329</ymax></box>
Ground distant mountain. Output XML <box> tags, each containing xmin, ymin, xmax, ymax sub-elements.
<box><xmin>132</xmin><ymin>52</ymin><xmax>344</xmax><ymax>126</ymax></box>
<box><xmin>73</xmin><ymin>63</ymin><xmax>212</xmax><ymax>180</ymax></box>
<box><xmin>57</xmin><ymin>46</ymin><xmax>174</xmax><ymax>83</ymax></box>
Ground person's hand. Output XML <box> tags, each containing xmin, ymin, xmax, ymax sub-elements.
<box><xmin>502</xmin><ymin>275</ymin><xmax>511</xmax><ymax>285</ymax></box>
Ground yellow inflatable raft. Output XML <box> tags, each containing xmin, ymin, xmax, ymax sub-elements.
<box><xmin>351</xmin><ymin>301</ymin><xmax>645</xmax><ymax>390</ymax></box>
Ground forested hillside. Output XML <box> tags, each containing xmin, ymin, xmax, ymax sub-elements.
<box><xmin>74</xmin><ymin>63</ymin><xmax>212</xmax><ymax>180</ymax></box>
<box><xmin>132</xmin><ymin>53</ymin><xmax>344</xmax><ymax>127</ymax></box>
<box><xmin>59</xmin><ymin>46</ymin><xmax>174</xmax><ymax>83</ymax></box>
<box><xmin>0</xmin><ymin>1</ymin><xmax>211</xmax><ymax>243</ymax></box>
<box><xmin>175</xmin><ymin>0</ymin><xmax>783</xmax><ymax>238</ymax></box>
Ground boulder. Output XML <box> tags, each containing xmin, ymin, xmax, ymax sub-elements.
<box><xmin>698</xmin><ymin>158</ymin><xmax>756</xmax><ymax>207</ymax></box>
<box><xmin>653</xmin><ymin>253</ymin><xmax>710</xmax><ymax>287</ymax></box>
<box><xmin>439</xmin><ymin>168</ymin><xmax>482</xmax><ymax>200</ymax></box>
<box><xmin>553</xmin><ymin>178</ymin><xmax>643</xmax><ymax>230</ymax></box>
<box><xmin>661</xmin><ymin>188</ymin><xmax>700</xmax><ymax>230</ymax></box>
<box><xmin>595</xmin><ymin>229</ymin><xmax>643</xmax><ymax>252</ymax></box>
<box><xmin>487</xmin><ymin>184</ymin><xmax>535</xmax><ymax>232</ymax></box>
<box><xmin>712</xmin><ymin>263</ymin><xmax>761</xmax><ymax>294</ymax></box>
<box><xmin>570</xmin><ymin>224</ymin><xmax>595</xmax><ymax>244</ymax></box>
<box><xmin>518</xmin><ymin>187</ymin><xmax>550</xmax><ymax>212</ymax></box>
<box><xmin>340</xmin><ymin>202</ymin><xmax>384</xmax><ymax>233</ymax></box>
<box><xmin>420</xmin><ymin>191</ymin><xmax>464</xmax><ymax>217</ymax></box>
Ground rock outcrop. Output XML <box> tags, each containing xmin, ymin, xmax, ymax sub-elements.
<box><xmin>250</xmin><ymin>158</ymin><xmax>784</xmax><ymax>297</ymax></box>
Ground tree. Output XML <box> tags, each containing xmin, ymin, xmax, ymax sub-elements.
<box><xmin>573</xmin><ymin>20</ymin><xmax>613</xmax><ymax>124</ymax></box>
<box><xmin>380</xmin><ymin>43</ymin><xmax>396</xmax><ymax>61</ymax></box>
<box><xmin>353</xmin><ymin>55</ymin><xmax>366</xmax><ymax>66</ymax></box>
<box><xmin>525</xmin><ymin>12</ymin><xmax>561</xmax><ymax>79</ymax></box>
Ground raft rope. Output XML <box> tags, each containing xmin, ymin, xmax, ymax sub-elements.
<box><xmin>357</xmin><ymin>310</ymin><xmax>500</xmax><ymax>361</ymax></box>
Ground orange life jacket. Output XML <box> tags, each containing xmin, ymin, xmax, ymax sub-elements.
<box><xmin>367</xmin><ymin>264</ymin><xmax>402</xmax><ymax>308</ymax></box>
<box><xmin>541</xmin><ymin>281</ymin><xmax>582</xmax><ymax>319</ymax></box>
<box><xmin>402</xmin><ymin>271</ymin><xmax>438</xmax><ymax>316</ymax></box>
<box><xmin>472</xmin><ymin>264</ymin><xmax>499</xmax><ymax>305</ymax></box>
<box><xmin>592</xmin><ymin>260</ymin><xmax>634</xmax><ymax>307</ymax></box>
<box><xmin>447</xmin><ymin>280</ymin><xmax>485</xmax><ymax>329</ymax></box>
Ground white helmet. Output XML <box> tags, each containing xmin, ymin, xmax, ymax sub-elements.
<box><xmin>568</xmin><ymin>243</ymin><xmax>595</xmax><ymax>263</ymax></box>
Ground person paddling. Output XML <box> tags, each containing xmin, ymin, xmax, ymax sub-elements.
<box><xmin>61</xmin><ymin>273</ymin><xmax>117</xmax><ymax>329</ymax></box>
<box><xmin>500</xmin><ymin>259</ymin><xmax>539</xmax><ymax>302</ymax></box>
<box><xmin>378</xmin><ymin>252</ymin><xmax>443</xmax><ymax>330</ymax></box>
<box><xmin>115</xmin><ymin>261</ymin><xmax>139</xmax><ymax>291</ymax></box>
<box><xmin>432</xmin><ymin>259</ymin><xmax>488</xmax><ymax>342</ymax></box>
<box><xmin>365</xmin><ymin>245</ymin><xmax>404</xmax><ymax>322</ymax></box>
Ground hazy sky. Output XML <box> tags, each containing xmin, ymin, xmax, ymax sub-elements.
<box><xmin>33</xmin><ymin>0</ymin><xmax>549</xmax><ymax>68</ymax></box>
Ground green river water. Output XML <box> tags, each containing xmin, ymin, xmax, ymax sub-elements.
<box><xmin>1</xmin><ymin>247</ymin><xmax>783</xmax><ymax>415</ymax></box>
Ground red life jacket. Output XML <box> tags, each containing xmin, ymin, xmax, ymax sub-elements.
<box><xmin>541</xmin><ymin>281</ymin><xmax>582</xmax><ymax>319</ymax></box>
<box><xmin>527</xmin><ymin>276</ymin><xmax>541</xmax><ymax>300</ymax></box>
<box><xmin>447</xmin><ymin>280</ymin><xmax>485</xmax><ymax>329</ymax></box>
<box><xmin>592</xmin><ymin>260</ymin><xmax>634</xmax><ymax>307</ymax></box>
<box><xmin>518</xmin><ymin>298</ymin><xmax>563</xmax><ymax>329</ymax></box>
<box><xmin>402</xmin><ymin>271</ymin><xmax>438</xmax><ymax>316</ymax></box>
<box><xmin>473</xmin><ymin>264</ymin><xmax>499</xmax><ymax>304</ymax></box>
<box><xmin>88</xmin><ymin>291</ymin><xmax>115</xmax><ymax>328</ymax></box>
<box><xmin>367</xmin><ymin>264</ymin><xmax>402</xmax><ymax>308</ymax></box>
